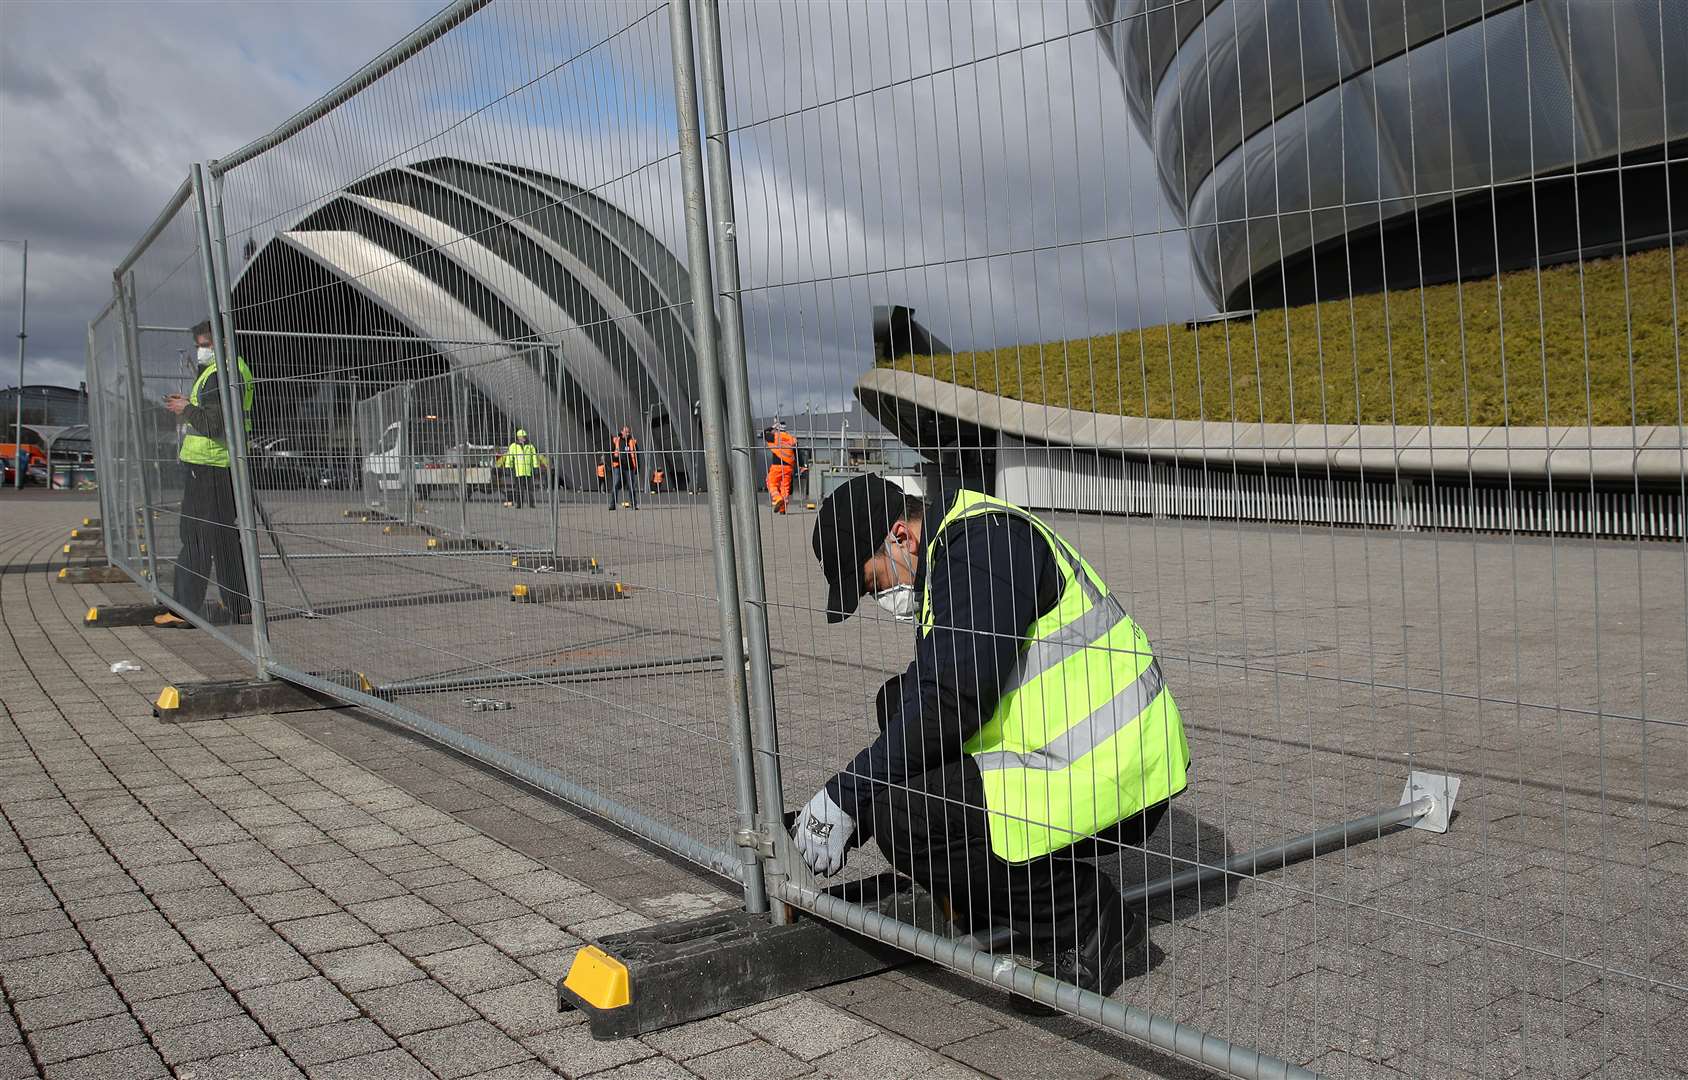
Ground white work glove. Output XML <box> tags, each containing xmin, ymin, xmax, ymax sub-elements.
<box><xmin>792</xmin><ymin>787</ymin><xmax>855</xmax><ymax>877</ymax></box>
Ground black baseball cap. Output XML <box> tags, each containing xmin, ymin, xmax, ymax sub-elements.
<box><xmin>811</xmin><ymin>473</ymin><xmax>909</xmax><ymax>623</ymax></box>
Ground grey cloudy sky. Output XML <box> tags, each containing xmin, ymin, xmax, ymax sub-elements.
<box><xmin>1</xmin><ymin>0</ymin><xmax>1207</xmax><ymax>413</ymax></box>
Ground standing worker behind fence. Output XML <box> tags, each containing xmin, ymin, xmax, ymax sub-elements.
<box><xmin>763</xmin><ymin>419</ymin><xmax>801</xmax><ymax>514</ymax></box>
<box><xmin>607</xmin><ymin>424</ymin><xmax>639</xmax><ymax>511</ymax></box>
<box><xmin>154</xmin><ymin>320</ymin><xmax>254</xmax><ymax>629</ymax></box>
<box><xmin>799</xmin><ymin>474</ymin><xmax>1191</xmax><ymax>1007</ymax></box>
<box><xmin>498</xmin><ymin>429</ymin><xmax>545</xmax><ymax>509</ymax></box>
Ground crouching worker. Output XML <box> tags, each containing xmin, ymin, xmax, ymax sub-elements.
<box><xmin>798</xmin><ymin>475</ymin><xmax>1190</xmax><ymax>1001</ymax></box>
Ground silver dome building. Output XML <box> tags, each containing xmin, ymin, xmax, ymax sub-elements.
<box><xmin>1092</xmin><ymin>0</ymin><xmax>1688</xmax><ymax>309</ymax></box>
<box><xmin>233</xmin><ymin>157</ymin><xmax>705</xmax><ymax>486</ymax></box>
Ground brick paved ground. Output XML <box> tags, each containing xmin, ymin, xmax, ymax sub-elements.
<box><xmin>2</xmin><ymin>494</ymin><xmax>1216</xmax><ymax>1080</ymax></box>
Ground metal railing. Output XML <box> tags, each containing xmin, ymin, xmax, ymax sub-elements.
<box><xmin>84</xmin><ymin>3</ymin><xmax>1688</xmax><ymax>1078</ymax></box>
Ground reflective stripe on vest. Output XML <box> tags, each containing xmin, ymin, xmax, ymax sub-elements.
<box><xmin>179</xmin><ymin>356</ymin><xmax>255</xmax><ymax>469</ymax></box>
<box><xmin>922</xmin><ymin>490</ymin><xmax>1190</xmax><ymax>863</ymax></box>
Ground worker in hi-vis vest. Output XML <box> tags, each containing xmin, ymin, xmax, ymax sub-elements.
<box><xmin>763</xmin><ymin>419</ymin><xmax>802</xmax><ymax>514</ymax></box>
<box><xmin>607</xmin><ymin>425</ymin><xmax>639</xmax><ymax>511</ymax></box>
<box><xmin>800</xmin><ymin>474</ymin><xmax>1190</xmax><ymax>1007</ymax></box>
<box><xmin>155</xmin><ymin>320</ymin><xmax>255</xmax><ymax>629</ymax></box>
<box><xmin>497</xmin><ymin>429</ymin><xmax>546</xmax><ymax>509</ymax></box>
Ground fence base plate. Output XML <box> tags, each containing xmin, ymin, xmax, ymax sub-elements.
<box><xmin>512</xmin><ymin>582</ymin><xmax>625</xmax><ymax>603</ymax></box>
<box><xmin>511</xmin><ymin>555</ymin><xmax>600</xmax><ymax>573</ymax></box>
<box><xmin>69</xmin><ymin>528</ymin><xmax>102</xmax><ymax>541</ymax></box>
<box><xmin>58</xmin><ymin>566</ymin><xmax>133</xmax><ymax>584</ymax></box>
<box><xmin>61</xmin><ymin>542</ymin><xmax>104</xmax><ymax>561</ymax></box>
<box><xmin>428</xmin><ymin>537</ymin><xmax>500</xmax><ymax>551</ymax></box>
<box><xmin>556</xmin><ymin>907</ymin><xmax>906</xmax><ymax>1040</ymax></box>
<box><xmin>85</xmin><ymin>604</ymin><xmax>171</xmax><ymax>627</ymax></box>
<box><xmin>1400</xmin><ymin>771</ymin><xmax>1461</xmax><ymax>833</ymax></box>
<box><xmin>152</xmin><ymin>678</ymin><xmax>329</xmax><ymax>723</ymax></box>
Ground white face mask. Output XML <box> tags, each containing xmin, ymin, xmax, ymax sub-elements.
<box><xmin>870</xmin><ymin>537</ymin><xmax>918</xmax><ymax>622</ymax></box>
<box><xmin>196</xmin><ymin>346</ymin><xmax>215</xmax><ymax>364</ymax></box>
<box><xmin>872</xmin><ymin>584</ymin><xmax>918</xmax><ymax>622</ymax></box>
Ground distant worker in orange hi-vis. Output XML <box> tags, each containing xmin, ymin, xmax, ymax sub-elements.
<box><xmin>764</xmin><ymin>419</ymin><xmax>799</xmax><ymax>514</ymax></box>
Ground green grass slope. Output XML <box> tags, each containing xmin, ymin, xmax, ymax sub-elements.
<box><xmin>885</xmin><ymin>247</ymin><xmax>1688</xmax><ymax>427</ymax></box>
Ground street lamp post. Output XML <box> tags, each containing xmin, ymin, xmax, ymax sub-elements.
<box><xmin>3</xmin><ymin>240</ymin><xmax>26</xmax><ymax>490</ymax></box>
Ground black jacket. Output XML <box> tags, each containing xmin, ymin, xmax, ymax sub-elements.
<box><xmin>182</xmin><ymin>368</ymin><xmax>228</xmax><ymax>442</ymax></box>
<box><xmin>826</xmin><ymin>485</ymin><xmax>1061</xmax><ymax>832</ymax></box>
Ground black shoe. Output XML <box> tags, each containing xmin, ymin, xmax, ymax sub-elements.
<box><xmin>1009</xmin><ymin>904</ymin><xmax>1143</xmax><ymax>1016</ymax></box>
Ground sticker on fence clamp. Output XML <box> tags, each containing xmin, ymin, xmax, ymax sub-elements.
<box><xmin>463</xmin><ymin>697</ymin><xmax>511</xmax><ymax>712</ymax></box>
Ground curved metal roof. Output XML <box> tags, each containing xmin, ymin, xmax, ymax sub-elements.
<box><xmin>236</xmin><ymin>156</ymin><xmax>704</xmax><ymax>457</ymax></box>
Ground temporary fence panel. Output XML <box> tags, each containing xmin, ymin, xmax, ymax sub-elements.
<box><xmin>197</xmin><ymin>0</ymin><xmax>764</xmax><ymax>893</ymax></box>
<box><xmin>81</xmin><ymin>1</ymin><xmax>1688</xmax><ymax>1078</ymax></box>
<box><xmin>706</xmin><ymin>1</ymin><xmax>1688</xmax><ymax>1079</ymax></box>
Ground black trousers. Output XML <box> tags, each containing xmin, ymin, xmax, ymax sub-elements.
<box><xmin>863</xmin><ymin>757</ymin><xmax>1167</xmax><ymax>961</ymax></box>
<box><xmin>172</xmin><ymin>464</ymin><xmax>249</xmax><ymax>622</ymax></box>
<box><xmin>511</xmin><ymin>474</ymin><xmax>536</xmax><ymax>508</ymax></box>
<box><xmin>608</xmin><ymin>468</ymin><xmax>638</xmax><ymax>508</ymax></box>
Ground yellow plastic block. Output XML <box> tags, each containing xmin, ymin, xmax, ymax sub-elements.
<box><xmin>71</xmin><ymin>529</ymin><xmax>82</xmax><ymax>538</ymax></box>
<box><xmin>590</xmin><ymin>558</ymin><xmax>598</xmax><ymax>570</ymax></box>
<box><xmin>57</xmin><ymin>568</ymin><xmax>68</xmax><ymax>580</ymax></box>
<box><xmin>85</xmin><ymin>607</ymin><xmax>99</xmax><ymax>624</ymax></box>
<box><xmin>155</xmin><ymin>686</ymin><xmax>180</xmax><ymax>711</ymax></box>
<box><xmin>426</xmin><ymin>537</ymin><xmax>440</xmax><ymax>549</ymax></box>
<box><xmin>62</xmin><ymin>544</ymin><xmax>72</xmax><ymax>554</ymax></box>
<box><xmin>83</xmin><ymin>517</ymin><xmax>94</xmax><ymax>526</ymax></box>
<box><xmin>511</xmin><ymin>583</ymin><xmax>530</xmax><ymax>600</ymax></box>
<box><xmin>562</xmin><ymin>946</ymin><xmax>630</xmax><ymax>1010</ymax></box>
<box><xmin>613</xmin><ymin>582</ymin><xmax>625</xmax><ymax>596</ymax></box>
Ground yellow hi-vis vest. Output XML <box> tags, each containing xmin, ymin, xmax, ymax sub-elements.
<box><xmin>500</xmin><ymin>442</ymin><xmax>542</xmax><ymax>477</ymax></box>
<box><xmin>179</xmin><ymin>356</ymin><xmax>255</xmax><ymax>468</ymax></box>
<box><xmin>923</xmin><ymin>491</ymin><xmax>1190</xmax><ymax>863</ymax></box>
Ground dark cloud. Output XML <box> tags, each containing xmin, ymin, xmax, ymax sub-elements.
<box><xmin>0</xmin><ymin>0</ymin><xmax>438</xmax><ymax>389</ymax></box>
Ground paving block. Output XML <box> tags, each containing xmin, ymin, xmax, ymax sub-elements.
<box><xmin>12</xmin><ymin>985</ymin><xmax>125</xmax><ymax>1033</ymax></box>
<box><xmin>307</xmin><ymin>1048</ymin><xmax>437</xmax><ymax>1080</ymax></box>
<box><xmin>204</xmin><ymin>940</ymin><xmax>315</xmax><ymax>992</ymax></box>
<box><xmin>419</xmin><ymin>943</ymin><xmax>532</xmax><ymax>996</ymax></box>
<box><xmin>183</xmin><ymin>1045</ymin><xmax>306</xmax><ymax>1079</ymax></box>
<box><xmin>522</xmin><ymin>1024</ymin><xmax>655</xmax><ymax>1077</ymax></box>
<box><xmin>317</xmin><ymin>943</ymin><xmax>424</xmax><ymax>993</ymax></box>
<box><xmin>400</xmin><ymin>1020</ymin><xmax>531</xmax><ymax>1079</ymax></box>
<box><xmin>132</xmin><ymin>987</ymin><xmax>242</xmax><ymax>1035</ymax></box>
<box><xmin>38</xmin><ymin>1042</ymin><xmax>169</xmax><ymax>1080</ymax></box>
<box><xmin>346</xmin><ymin>895</ymin><xmax>448</xmax><ymax>934</ymax></box>
<box><xmin>239</xmin><ymin>976</ymin><xmax>360</xmax><ymax>1035</ymax></box>
<box><xmin>688</xmin><ymin>1039</ymin><xmax>811</xmax><ymax>1080</ymax></box>
<box><xmin>354</xmin><ymin>980</ymin><xmax>477</xmax><ymax>1037</ymax></box>
<box><xmin>152</xmin><ymin>1013</ymin><xmax>270</xmax><ymax>1066</ymax></box>
<box><xmin>466</xmin><ymin>981</ymin><xmax>576</xmax><ymax>1039</ymax></box>
<box><xmin>277</xmin><ymin>1018</ymin><xmax>396</xmax><ymax>1067</ymax></box>
<box><xmin>27</xmin><ymin>1013</ymin><xmax>145</xmax><ymax>1064</ymax></box>
<box><xmin>273</xmin><ymin>912</ymin><xmax>378</xmax><ymax>955</ymax></box>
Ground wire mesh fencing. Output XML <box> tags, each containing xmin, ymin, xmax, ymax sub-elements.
<box><xmin>705</xmin><ymin>0</ymin><xmax>1687</xmax><ymax>1078</ymax></box>
<box><xmin>82</xmin><ymin>1</ymin><xmax>1687</xmax><ymax>1077</ymax></box>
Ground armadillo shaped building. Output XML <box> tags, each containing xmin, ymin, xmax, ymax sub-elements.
<box><xmin>1094</xmin><ymin>0</ymin><xmax>1688</xmax><ymax>309</ymax></box>
<box><xmin>232</xmin><ymin>156</ymin><xmax>704</xmax><ymax>485</ymax></box>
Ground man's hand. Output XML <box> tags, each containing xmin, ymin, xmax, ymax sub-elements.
<box><xmin>162</xmin><ymin>394</ymin><xmax>188</xmax><ymax>416</ymax></box>
<box><xmin>792</xmin><ymin>787</ymin><xmax>855</xmax><ymax>877</ymax></box>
